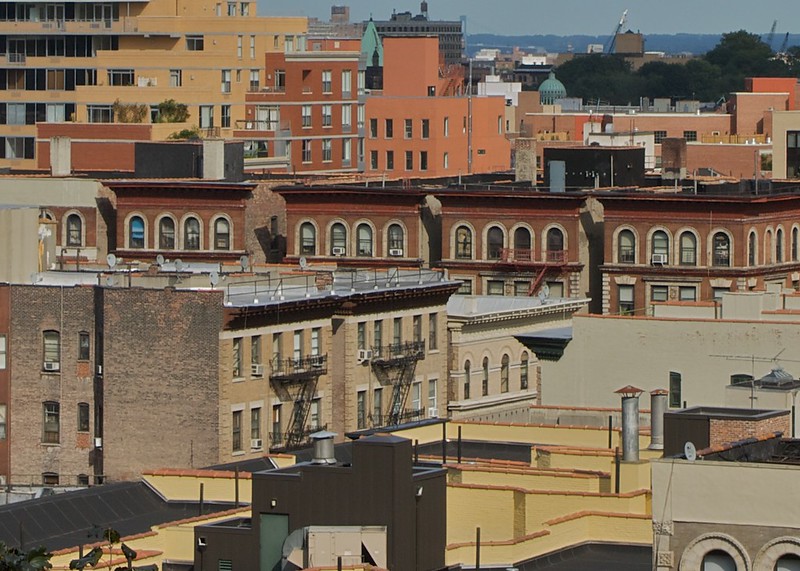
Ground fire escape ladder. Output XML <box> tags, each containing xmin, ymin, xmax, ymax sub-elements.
<box><xmin>370</xmin><ymin>342</ymin><xmax>425</xmax><ymax>427</ymax></box>
<box><xmin>528</xmin><ymin>266</ymin><xmax>550</xmax><ymax>296</ymax></box>
<box><xmin>269</xmin><ymin>354</ymin><xmax>328</xmax><ymax>450</ymax></box>
<box><xmin>386</xmin><ymin>359</ymin><xmax>420</xmax><ymax>426</ymax></box>
<box><xmin>285</xmin><ymin>376</ymin><xmax>320</xmax><ymax>449</ymax></box>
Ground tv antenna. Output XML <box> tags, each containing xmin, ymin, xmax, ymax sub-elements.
<box><xmin>710</xmin><ymin>349</ymin><xmax>800</xmax><ymax>408</ymax></box>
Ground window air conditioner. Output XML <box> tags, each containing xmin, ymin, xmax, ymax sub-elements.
<box><xmin>651</xmin><ymin>253</ymin><xmax>668</xmax><ymax>265</ymax></box>
<box><xmin>251</xmin><ymin>438</ymin><xmax>262</xmax><ymax>449</ymax></box>
<box><xmin>389</xmin><ymin>248</ymin><xmax>404</xmax><ymax>257</ymax></box>
<box><xmin>94</xmin><ymin>437</ymin><xmax>102</xmax><ymax>448</ymax></box>
<box><xmin>251</xmin><ymin>363</ymin><xmax>264</xmax><ymax>376</ymax></box>
<box><xmin>357</xmin><ymin>349</ymin><xmax>373</xmax><ymax>363</ymax></box>
<box><xmin>428</xmin><ymin>407</ymin><xmax>439</xmax><ymax>418</ymax></box>
<box><xmin>43</xmin><ymin>361</ymin><xmax>60</xmax><ymax>372</ymax></box>
<box><xmin>332</xmin><ymin>247</ymin><xmax>346</xmax><ymax>256</ymax></box>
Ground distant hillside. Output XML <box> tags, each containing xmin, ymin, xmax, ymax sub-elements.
<box><xmin>467</xmin><ymin>33</ymin><xmax>800</xmax><ymax>56</ymax></box>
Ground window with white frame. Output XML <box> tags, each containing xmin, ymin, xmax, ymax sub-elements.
<box><xmin>249</xmin><ymin>69</ymin><xmax>259</xmax><ymax>91</ymax></box>
<box><xmin>322</xmin><ymin>70</ymin><xmax>332</xmax><ymax>93</ymax></box>
<box><xmin>0</xmin><ymin>335</ymin><xmax>6</xmax><ymax>369</ymax></box>
<box><xmin>428</xmin><ymin>379</ymin><xmax>437</xmax><ymax>410</ymax></box>
<box><xmin>322</xmin><ymin>104</ymin><xmax>332</xmax><ymax>127</ymax></box>
<box><xmin>342</xmin><ymin>104</ymin><xmax>352</xmax><ymax>130</ymax></box>
<box><xmin>322</xmin><ymin>138</ymin><xmax>332</xmax><ymax>162</ymax></box>
<box><xmin>221</xmin><ymin>105</ymin><xmax>231</xmax><ymax>128</ymax></box>
<box><xmin>341</xmin><ymin>69</ymin><xmax>352</xmax><ymax>95</ymax></box>
<box><xmin>302</xmin><ymin>139</ymin><xmax>312</xmax><ymax>163</ymax></box>
<box><xmin>221</xmin><ymin>69</ymin><xmax>232</xmax><ymax>93</ymax></box>
<box><xmin>300</xmin><ymin>222</ymin><xmax>316</xmax><ymax>255</ymax></box>
<box><xmin>43</xmin><ymin>401</ymin><xmax>59</xmax><ymax>443</ymax></box>
<box><xmin>214</xmin><ymin>218</ymin><xmax>231</xmax><ymax>250</ymax></box>
<box><xmin>302</xmin><ymin>105</ymin><xmax>312</xmax><ymax>128</ymax></box>
<box><xmin>342</xmin><ymin>138</ymin><xmax>352</xmax><ymax>165</ymax></box>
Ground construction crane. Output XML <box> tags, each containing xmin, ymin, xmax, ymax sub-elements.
<box><xmin>604</xmin><ymin>9</ymin><xmax>628</xmax><ymax>55</ymax></box>
<box><xmin>765</xmin><ymin>19</ymin><xmax>777</xmax><ymax>51</ymax></box>
<box><xmin>779</xmin><ymin>32</ymin><xmax>790</xmax><ymax>54</ymax></box>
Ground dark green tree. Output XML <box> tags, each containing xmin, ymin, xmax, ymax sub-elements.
<box><xmin>0</xmin><ymin>542</ymin><xmax>53</xmax><ymax>571</ymax></box>
<box><xmin>704</xmin><ymin>30</ymin><xmax>792</xmax><ymax>93</ymax></box>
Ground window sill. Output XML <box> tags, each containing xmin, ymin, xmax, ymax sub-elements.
<box><xmin>232</xmin><ymin>376</ymin><xmax>245</xmax><ymax>383</ymax></box>
<box><xmin>41</xmin><ymin>442</ymin><xmax>61</xmax><ymax>447</ymax></box>
<box><xmin>231</xmin><ymin>450</ymin><xmax>245</xmax><ymax>456</ymax></box>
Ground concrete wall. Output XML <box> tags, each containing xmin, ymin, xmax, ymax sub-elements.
<box><xmin>0</xmin><ymin>209</ymin><xmax>40</xmax><ymax>284</ymax></box>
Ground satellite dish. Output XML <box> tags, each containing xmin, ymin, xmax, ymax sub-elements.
<box><xmin>542</xmin><ymin>283</ymin><xmax>551</xmax><ymax>298</ymax></box>
<box><xmin>156</xmin><ymin>254</ymin><xmax>165</xmax><ymax>266</ymax></box>
<box><xmin>209</xmin><ymin>271</ymin><xmax>220</xmax><ymax>287</ymax></box>
<box><xmin>106</xmin><ymin>276</ymin><xmax>117</xmax><ymax>287</ymax></box>
<box><xmin>239</xmin><ymin>255</ymin><xmax>250</xmax><ymax>272</ymax></box>
<box><xmin>299</xmin><ymin>256</ymin><xmax>308</xmax><ymax>270</ymax></box>
<box><xmin>175</xmin><ymin>259</ymin><xmax>184</xmax><ymax>272</ymax></box>
<box><xmin>107</xmin><ymin>253</ymin><xmax>117</xmax><ymax>268</ymax></box>
<box><xmin>684</xmin><ymin>441</ymin><xmax>697</xmax><ymax>462</ymax></box>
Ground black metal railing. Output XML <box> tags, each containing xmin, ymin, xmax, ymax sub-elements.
<box><xmin>370</xmin><ymin>409</ymin><xmax>425</xmax><ymax>427</ymax></box>
<box><xmin>370</xmin><ymin>341</ymin><xmax>425</xmax><ymax>361</ymax></box>
<box><xmin>269</xmin><ymin>423</ymin><xmax>327</xmax><ymax>450</ymax></box>
<box><xmin>270</xmin><ymin>354</ymin><xmax>327</xmax><ymax>378</ymax></box>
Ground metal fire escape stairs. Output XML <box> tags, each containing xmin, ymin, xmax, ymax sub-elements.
<box><xmin>270</xmin><ymin>354</ymin><xmax>327</xmax><ymax>449</ymax></box>
<box><xmin>370</xmin><ymin>342</ymin><xmax>425</xmax><ymax>427</ymax></box>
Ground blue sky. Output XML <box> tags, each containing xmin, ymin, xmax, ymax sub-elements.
<box><xmin>257</xmin><ymin>0</ymin><xmax>800</xmax><ymax>36</ymax></box>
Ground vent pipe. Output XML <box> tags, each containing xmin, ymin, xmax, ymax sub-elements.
<box><xmin>615</xmin><ymin>385</ymin><xmax>643</xmax><ymax>461</ymax></box>
<box><xmin>311</xmin><ymin>430</ymin><xmax>337</xmax><ymax>465</ymax></box>
<box><xmin>648</xmin><ymin>389</ymin><xmax>668</xmax><ymax>450</ymax></box>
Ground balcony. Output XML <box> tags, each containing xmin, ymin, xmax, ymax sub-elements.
<box><xmin>269</xmin><ymin>423</ymin><xmax>326</xmax><ymax>450</ymax></box>
<box><xmin>370</xmin><ymin>409</ymin><xmax>425</xmax><ymax>427</ymax></box>
<box><xmin>371</xmin><ymin>341</ymin><xmax>425</xmax><ymax>365</ymax></box>
<box><xmin>545</xmin><ymin>250</ymin><xmax>568</xmax><ymax>263</ymax></box>
<box><xmin>270</xmin><ymin>354</ymin><xmax>327</xmax><ymax>381</ymax></box>
<box><xmin>234</xmin><ymin>119</ymin><xmax>290</xmax><ymax>133</ymax></box>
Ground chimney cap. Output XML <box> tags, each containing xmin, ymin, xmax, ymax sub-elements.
<box><xmin>650</xmin><ymin>388</ymin><xmax>669</xmax><ymax>396</ymax></box>
<box><xmin>615</xmin><ymin>385</ymin><xmax>644</xmax><ymax>398</ymax></box>
<box><xmin>310</xmin><ymin>430</ymin><xmax>337</xmax><ymax>440</ymax></box>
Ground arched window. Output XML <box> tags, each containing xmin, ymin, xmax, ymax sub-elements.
<box><xmin>66</xmin><ymin>214</ymin><xmax>82</xmax><ymax>247</ymax></box>
<box><xmin>331</xmin><ymin>223</ymin><xmax>347</xmax><ymax>254</ymax></box>
<box><xmin>793</xmin><ymin>228</ymin><xmax>799</xmax><ymax>262</ymax></box>
<box><xmin>766</xmin><ymin>230</ymin><xmax>774</xmax><ymax>264</ymax></box>
<box><xmin>520</xmin><ymin>352</ymin><xmax>529</xmax><ymax>390</ymax></box>
<box><xmin>776</xmin><ymin>553</ymin><xmax>800</xmax><ymax>571</ymax></box>
<box><xmin>702</xmin><ymin>550</ymin><xmax>736</xmax><ymax>571</ymax></box>
<box><xmin>546</xmin><ymin>228</ymin><xmax>564</xmax><ymax>262</ymax></box>
<box><xmin>713</xmin><ymin>233</ymin><xmax>731</xmax><ymax>267</ymax></box>
<box><xmin>214</xmin><ymin>218</ymin><xmax>230</xmax><ymax>250</ymax></box>
<box><xmin>387</xmin><ymin>224</ymin><xmax>404</xmax><ymax>254</ymax></box>
<box><xmin>300</xmin><ymin>222</ymin><xmax>316</xmax><ymax>255</ymax></box>
<box><xmin>455</xmin><ymin>226</ymin><xmax>472</xmax><ymax>259</ymax></box>
<box><xmin>129</xmin><ymin>216</ymin><xmax>145</xmax><ymax>249</ymax></box>
<box><xmin>651</xmin><ymin>230</ymin><xmax>669</xmax><ymax>263</ymax></box>
<box><xmin>618</xmin><ymin>229</ymin><xmax>635</xmax><ymax>264</ymax></box>
<box><xmin>500</xmin><ymin>354</ymin><xmax>509</xmax><ymax>393</ymax></box>
<box><xmin>356</xmin><ymin>224</ymin><xmax>373</xmax><ymax>256</ymax></box>
<box><xmin>680</xmin><ymin>232</ymin><xmax>697</xmax><ymax>266</ymax></box>
<box><xmin>749</xmin><ymin>231</ymin><xmax>757</xmax><ymax>266</ymax></box>
<box><xmin>482</xmin><ymin>357</ymin><xmax>489</xmax><ymax>396</ymax></box>
<box><xmin>463</xmin><ymin>360</ymin><xmax>471</xmax><ymax>400</ymax></box>
<box><xmin>43</xmin><ymin>330</ymin><xmax>60</xmax><ymax>370</ymax></box>
<box><xmin>184</xmin><ymin>217</ymin><xmax>200</xmax><ymax>250</ymax></box>
<box><xmin>487</xmin><ymin>226</ymin><xmax>504</xmax><ymax>260</ymax></box>
<box><xmin>514</xmin><ymin>227</ymin><xmax>531</xmax><ymax>261</ymax></box>
<box><xmin>777</xmin><ymin>228</ymin><xmax>784</xmax><ymax>263</ymax></box>
<box><xmin>159</xmin><ymin>217</ymin><xmax>175</xmax><ymax>250</ymax></box>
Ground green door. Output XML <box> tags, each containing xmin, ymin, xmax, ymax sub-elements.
<box><xmin>260</xmin><ymin>513</ymin><xmax>289</xmax><ymax>571</ymax></box>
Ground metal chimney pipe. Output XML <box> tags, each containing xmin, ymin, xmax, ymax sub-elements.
<box><xmin>615</xmin><ymin>386</ymin><xmax>643</xmax><ymax>462</ymax></box>
<box><xmin>311</xmin><ymin>430</ymin><xmax>337</xmax><ymax>465</ymax></box>
<box><xmin>649</xmin><ymin>389</ymin><xmax>668</xmax><ymax>450</ymax></box>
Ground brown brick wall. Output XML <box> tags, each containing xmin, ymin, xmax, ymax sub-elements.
<box><xmin>101</xmin><ymin>287</ymin><xmax>223</xmax><ymax>481</ymax></box>
<box><xmin>709</xmin><ymin>414</ymin><xmax>790</xmax><ymax>448</ymax></box>
<box><xmin>244</xmin><ymin>182</ymin><xmax>286</xmax><ymax>264</ymax></box>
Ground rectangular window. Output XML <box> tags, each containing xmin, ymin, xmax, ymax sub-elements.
<box><xmin>6</xmin><ymin>103</ymin><xmax>25</xmax><ymax>125</ymax></box>
<box><xmin>373</xmin><ymin>321</ymin><xmax>383</xmax><ymax>351</ymax></box>
<box><xmin>322</xmin><ymin>70</ymin><xmax>332</xmax><ymax>93</ymax></box>
<box><xmin>310</xmin><ymin>399</ymin><xmax>321</xmax><ymax>428</ymax></box>
<box><xmin>428</xmin><ymin>314</ymin><xmax>438</xmax><ymax>350</ymax></box>
<box><xmin>651</xmin><ymin>285</ymin><xmax>668</xmax><ymax>303</ymax></box>
<box><xmin>370</xmin><ymin>150</ymin><xmax>378</xmax><ymax>170</ymax></box>
<box><xmin>443</xmin><ymin>152</ymin><xmax>449</xmax><ymax>169</ymax></box>
<box><xmin>520</xmin><ymin>357</ymin><xmax>529</xmax><ymax>390</ymax></box>
<box><xmin>420</xmin><ymin>151</ymin><xmax>428</xmax><ymax>171</ymax></box>
<box><xmin>341</xmin><ymin>69</ymin><xmax>352</xmax><ymax>96</ymax></box>
<box><xmin>221</xmin><ymin>105</ymin><xmax>231</xmax><ymax>128</ymax></box>
<box><xmin>421</xmin><ymin>119</ymin><xmax>430</xmax><ymax>139</ymax></box>
<box><xmin>322</xmin><ymin>138</ymin><xmax>332</xmax><ymax>162</ymax></box>
<box><xmin>232</xmin><ymin>410</ymin><xmax>242</xmax><ymax>451</ymax></box>
<box><xmin>78</xmin><ymin>402</ymin><xmax>90</xmax><ymax>432</ymax></box>
<box><xmin>251</xmin><ymin>407</ymin><xmax>261</xmax><ymax>441</ymax></box>
<box><xmin>405</xmin><ymin>150</ymin><xmax>413</xmax><ymax>170</ymax></box>
<box><xmin>369</xmin><ymin>118</ymin><xmax>378</xmax><ymax>138</ymax></box>
<box><xmin>43</xmin><ymin>402</ymin><xmax>59</xmax><ymax>444</ymax></box>
<box><xmin>250</xmin><ymin>35</ymin><xmax>256</xmax><ymax>58</ymax></box>
<box><xmin>311</xmin><ymin>328</ymin><xmax>321</xmax><ymax>356</ymax></box>
<box><xmin>712</xmin><ymin>287</ymin><xmax>729</xmax><ymax>300</ymax></box>
<box><xmin>271</xmin><ymin>404</ymin><xmax>282</xmax><ymax>444</ymax></box>
<box><xmin>487</xmin><ymin>280</ymin><xmax>504</xmax><ymax>295</ymax></box>
<box><xmin>284</xmin><ymin>36</ymin><xmax>294</xmax><ymax>52</ymax></box>
<box><xmin>404</xmin><ymin>118</ymin><xmax>413</xmax><ymax>138</ymax></box>
<box><xmin>227</xmin><ymin>2</ymin><xmax>236</xmax><ymax>16</ymax></box>
<box><xmin>293</xmin><ymin>330</ymin><xmax>303</xmax><ymax>363</ymax></box>
<box><xmin>78</xmin><ymin>332</ymin><xmax>90</xmax><ymax>361</ymax></box>
<box><xmin>45</xmin><ymin>69</ymin><xmax>65</xmax><ymax>90</ymax></box>
<box><xmin>357</xmin><ymin>104</ymin><xmax>365</xmax><ymax>129</ymax></box>
<box><xmin>43</xmin><ymin>331</ymin><xmax>60</xmax><ymax>370</ymax></box>
<box><xmin>46</xmin><ymin>104</ymin><xmax>65</xmax><ymax>123</ymax></box>
<box><xmin>341</xmin><ymin>104</ymin><xmax>352</xmax><ymax>130</ymax></box>
<box><xmin>249</xmin><ymin>69</ymin><xmax>259</xmax><ymax>91</ymax></box>
<box><xmin>411</xmin><ymin>382</ymin><xmax>421</xmax><ymax>412</ymax></box>
<box><xmin>232</xmin><ymin>338</ymin><xmax>242</xmax><ymax>377</ymax></box>
<box><xmin>393</xmin><ymin>317</ymin><xmax>402</xmax><ymax>346</ymax></box>
<box><xmin>357</xmin><ymin>321</ymin><xmax>366</xmax><ymax>350</ymax></box>
<box><xmin>322</xmin><ymin>104</ymin><xmax>332</xmax><ymax>127</ymax></box>
<box><xmin>0</xmin><ymin>335</ymin><xmax>5</xmax><ymax>369</ymax></box>
<box><xmin>0</xmin><ymin>404</ymin><xmax>5</xmax><ymax>440</ymax></box>
<box><xmin>87</xmin><ymin>105</ymin><xmax>113</xmax><ymax>123</ymax></box>
<box><xmin>221</xmin><ymin>69</ymin><xmax>232</xmax><ymax>93</ymax></box>
<box><xmin>679</xmin><ymin>286</ymin><xmax>696</xmax><ymax>301</ymax></box>
<box><xmin>428</xmin><ymin>379</ymin><xmax>437</xmax><ymax>411</ymax></box>
<box><xmin>251</xmin><ymin>335</ymin><xmax>262</xmax><ymax>366</ymax></box>
<box><xmin>683</xmin><ymin>130</ymin><xmax>697</xmax><ymax>142</ymax></box>
<box><xmin>654</xmin><ymin>130</ymin><xmax>667</xmax><ymax>144</ymax></box>
<box><xmin>302</xmin><ymin>139</ymin><xmax>312</xmax><ymax>163</ymax></box>
<box><xmin>237</xmin><ymin>35</ymin><xmax>243</xmax><ymax>58</ymax></box>
<box><xmin>200</xmin><ymin>105</ymin><xmax>214</xmax><ymax>129</ymax></box>
<box><xmin>242</xmin><ymin>3</ymin><xmax>250</xmax><ymax>16</ymax></box>
<box><xmin>669</xmin><ymin>372</ymin><xmax>682</xmax><ymax>408</ymax></box>
<box><xmin>618</xmin><ymin>285</ymin><xmax>634</xmax><ymax>315</ymax></box>
<box><xmin>386</xmin><ymin>150</ymin><xmax>394</xmax><ymax>170</ymax></box>
<box><xmin>274</xmin><ymin>69</ymin><xmax>285</xmax><ymax>91</ymax></box>
<box><xmin>385</xmin><ymin>118</ymin><xmax>393</xmax><ymax>139</ymax></box>
<box><xmin>514</xmin><ymin>281</ymin><xmax>529</xmax><ymax>296</ymax></box>
<box><xmin>373</xmin><ymin>387</ymin><xmax>383</xmax><ymax>424</ymax></box>
<box><xmin>444</xmin><ymin>116</ymin><xmax>449</xmax><ymax>137</ymax></box>
<box><xmin>272</xmin><ymin>332</ymin><xmax>282</xmax><ymax>364</ymax></box>
<box><xmin>170</xmin><ymin>69</ymin><xmax>182</xmax><ymax>87</ymax></box>
<box><xmin>413</xmin><ymin>315</ymin><xmax>422</xmax><ymax>344</ymax></box>
<box><xmin>357</xmin><ymin>390</ymin><xmax>366</xmax><ymax>429</ymax></box>
<box><xmin>186</xmin><ymin>35</ymin><xmax>204</xmax><ymax>51</ymax></box>
<box><xmin>457</xmin><ymin>279</ymin><xmax>473</xmax><ymax>295</ymax></box>
<box><xmin>342</xmin><ymin>139</ymin><xmax>352</xmax><ymax>165</ymax></box>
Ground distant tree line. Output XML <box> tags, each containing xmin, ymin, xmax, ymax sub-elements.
<box><xmin>555</xmin><ymin>31</ymin><xmax>800</xmax><ymax>104</ymax></box>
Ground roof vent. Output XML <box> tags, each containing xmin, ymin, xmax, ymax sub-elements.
<box><xmin>759</xmin><ymin>366</ymin><xmax>795</xmax><ymax>387</ymax></box>
<box><xmin>311</xmin><ymin>430</ymin><xmax>337</xmax><ymax>465</ymax></box>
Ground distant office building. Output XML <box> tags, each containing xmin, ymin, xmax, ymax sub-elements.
<box><xmin>371</xmin><ymin>2</ymin><xmax>464</xmax><ymax>65</ymax></box>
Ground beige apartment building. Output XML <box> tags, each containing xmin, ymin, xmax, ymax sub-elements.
<box><xmin>0</xmin><ymin>0</ymin><xmax>307</xmax><ymax>168</ymax></box>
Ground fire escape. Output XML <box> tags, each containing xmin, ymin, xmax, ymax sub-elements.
<box><xmin>370</xmin><ymin>341</ymin><xmax>426</xmax><ymax>427</ymax></box>
<box><xmin>495</xmin><ymin>248</ymin><xmax>569</xmax><ymax>296</ymax></box>
<box><xmin>270</xmin><ymin>354</ymin><xmax>327</xmax><ymax>450</ymax></box>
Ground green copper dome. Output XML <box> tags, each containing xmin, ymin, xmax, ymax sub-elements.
<box><xmin>539</xmin><ymin>72</ymin><xmax>567</xmax><ymax>105</ymax></box>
